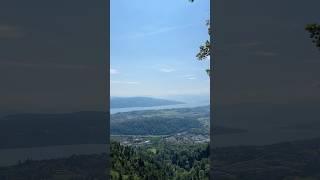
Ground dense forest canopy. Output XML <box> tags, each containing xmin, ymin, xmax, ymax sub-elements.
<box><xmin>4</xmin><ymin>138</ymin><xmax>320</xmax><ymax>179</ymax></box>
<box><xmin>111</xmin><ymin>141</ymin><xmax>210</xmax><ymax>180</ymax></box>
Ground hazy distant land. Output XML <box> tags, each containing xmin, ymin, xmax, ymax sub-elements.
<box><xmin>110</xmin><ymin>97</ymin><xmax>184</xmax><ymax>109</ymax></box>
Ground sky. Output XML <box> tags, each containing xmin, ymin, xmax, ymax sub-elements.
<box><xmin>110</xmin><ymin>0</ymin><xmax>210</xmax><ymax>97</ymax></box>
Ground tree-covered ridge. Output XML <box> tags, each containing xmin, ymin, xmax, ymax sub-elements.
<box><xmin>111</xmin><ymin>116</ymin><xmax>202</xmax><ymax>135</ymax></box>
<box><xmin>111</xmin><ymin>141</ymin><xmax>210</xmax><ymax>180</ymax></box>
<box><xmin>0</xmin><ymin>141</ymin><xmax>209</xmax><ymax>180</ymax></box>
<box><xmin>3</xmin><ymin>138</ymin><xmax>320</xmax><ymax>179</ymax></box>
<box><xmin>111</xmin><ymin>106</ymin><xmax>210</xmax><ymax>136</ymax></box>
<box><xmin>111</xmin><ymin>106</ymin><xmax>245</xmax><ymax>137</ymax></box>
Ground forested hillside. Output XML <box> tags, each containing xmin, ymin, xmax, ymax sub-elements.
<box><xmin>111</xmin><ymin>141</ymin><xmax>209</xmax><ymax>180</ymax></box>
<box><xmin>111</xmin><ymin>107</ymin><xmax>210</xmax><ymax>136</ymax></box>
<box><xmin>111</xmin><ymin>106</ymin><xmax>245</xmax><ymax>136</ymax></box>
<box><xmin>0</xmin><ymin>141</ymin><xmax>209</xmax><ymax>180</ymax></box>
<box><xmin>3</xmin><ymin>138</ymin><xmax>320</xmax><ymax>179</ymax></box>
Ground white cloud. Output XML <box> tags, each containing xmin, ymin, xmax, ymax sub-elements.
<box><xmin>132</xmin><ymin>26</ymin><xmax>178</xmax><ymax>38</ymax></box>
<box><xmin>110</xmin><ymin>68</ymin><xmax>119</xmax><ymax>74</ymax></box>
<box><xmin>187</xmin><ymin>77</ymin><xmax>197</xmax><ymax>80</ymax></box>
<box><xmin>111</xmin><ymin>80</ymin><xmax>140</xmax><ymax>85</ymax></box>
<box><xmin>118</xmin><ymin>24</ymin><xmax>193</xmax><ymax>40</ymax></box>
<box><xmin>180</xmin><ymin>74</ymin><xmax>197</xmax><ymax>80</ymax></box>
<box><xmin>152</xmin><ymin>64</ymin><xmax>177</xmax><ymax>73</ymax></box>
<box><xmin>159</xmin><ymin>68</ymin><xmax>175</xmax><ymax>73</ymax></box>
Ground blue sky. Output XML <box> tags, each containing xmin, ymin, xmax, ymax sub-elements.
<box><xmin>111</xmin><ymin>0</ymin><xmax>210</xmax><ymax>97</ymax></box>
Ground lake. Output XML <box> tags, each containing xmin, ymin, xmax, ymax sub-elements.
<box><xmin>111</xmin><ymin>101</ymin><xmax>210</xmax><ymax>114</ymax></box>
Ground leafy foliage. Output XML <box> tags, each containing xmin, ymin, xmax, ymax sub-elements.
<box><xmin>198</xmin><ymin>21</ymin><xmax>211</xmax><ymax>76</ymax></box>
<box><xmin>189</xmin><ymin>0</ymin><xmax>211</xmax><ymax>76</ymax></box>
<box><xmin>111</xmin><ymin>116</ymin><xmax>202</xmax><ymax>135</ymax></box>
<box><xmin>306</xmin><ymin>23</ymin><xmax>320</xmax><ymax>50</ymax></box>
<box><xmin>4</xmin><ymin>138</ymin><xmax>320</xmax><ymax>179</ymax></box>
<box><xmin>196</xmin><ymin>20</ymin><xmax>211</xmax><ymax>61</ymax></box>
<box><xmin>111</xmin><ymin>141</ymin><xmax>210</xmax><ymax>180</ymax></box>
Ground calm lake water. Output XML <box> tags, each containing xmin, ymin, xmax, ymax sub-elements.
<box><xmin>110</xmin><ymin>101</ymin><xmax>210</xmax><ymax>114</ymax></box>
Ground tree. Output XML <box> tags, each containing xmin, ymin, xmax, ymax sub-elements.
<box><xmin>189</xmin><ymin>0</ymin><xmax>211</xmax><ymax>76</ymax></box>
<box><xmin>306</xmin><ymin>23</ymin><xmax>320</xmax><ymax>50</ymax></box>
<box><xmin>197</xmin><ymin>20</ymin><xmax>211</xmax><ymax>76</ymax></box>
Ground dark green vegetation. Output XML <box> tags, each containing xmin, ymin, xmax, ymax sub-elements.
<box><xmin>3</xmin><ymin>138</ymin><xmax>320</xmax><ymax>179</ymax></box>
<box><xmin>111</xmin><ymin>141</ymin><xmax>209</xmax><ymax>180</ymax></box>
<box><xmin>111</xmin><ymin>97</ymin><xmax>184</xmax><ymax>109</ymax></box>
<box><xmin>112</xmin><ymin>116</ymin><xmax>202</xmax><ymax>135</ymax></box>
<box><xmin>111</xmin><ymin>106</ymin><xmax>210</xmax><ymax>136</ymax></box>
<box><xmin>306</xmin><ymin>23</ymin><xmax>320</xmax><ymax>49</ymax></box>
<box><xmin>196</xmin><ymin>20</ymin><xmax>210</xmax><ymax>59</ymax></box>
<box><xmin>111</xmin><ymin>106</ymin><xmax>244</xmax><ymax>136</ymax></box>
<box><xmin>189</xmin><ymin>0</ymin><xmax>210</xmax><ymax>75</ymax></box>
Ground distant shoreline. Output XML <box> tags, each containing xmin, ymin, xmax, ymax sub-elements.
<box><xmin>110</xmin><ymin>101</ymin><xmax>185</xmax><ymax>109</ymax></box>
<box><xmin>111</xmin><ymin>102</ymin><xmax>210</xmax><ymax>114</ymax></box>
<box><xmin>110</xmin><ymin>97</ymin><xmax>185</xmax><ymax>109</ymax></box>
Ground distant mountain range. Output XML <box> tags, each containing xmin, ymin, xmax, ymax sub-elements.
<box><xmin>110</xmin><ymin>97</ymin><xmax>184</xmax><ymax>109</ymax></box>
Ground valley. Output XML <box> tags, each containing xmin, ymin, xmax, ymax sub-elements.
<box><xmin>110</xmin><ymin>106</ymin><xmax>245</xmax><ymax>146</ymax></box>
